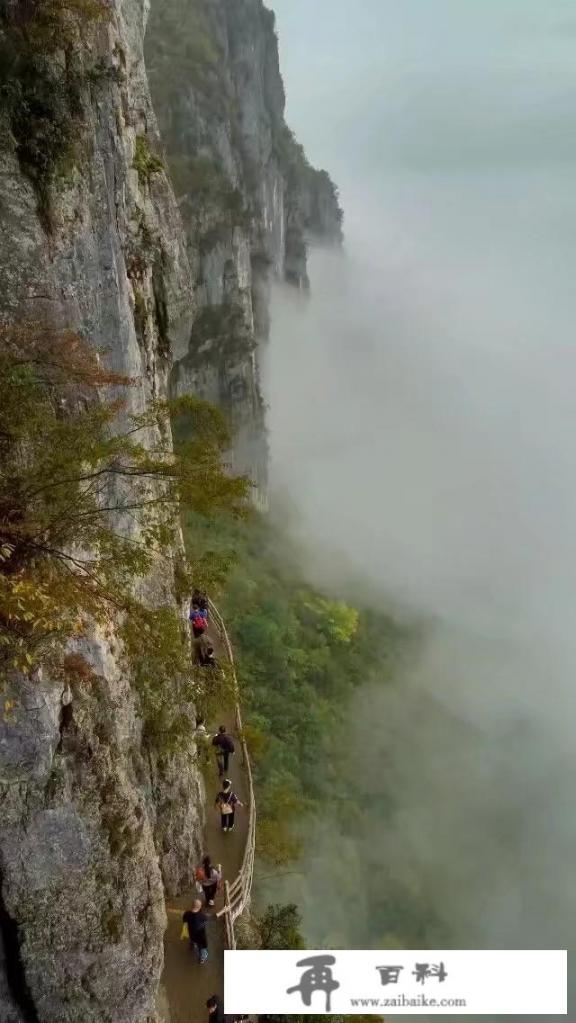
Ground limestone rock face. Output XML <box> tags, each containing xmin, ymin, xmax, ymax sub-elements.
<box><xmin>146</xmin><ymin>0</ymin><xmax>343</xmax><ymax>503</ymax></box>
<box><xmin>0</xmin><ymin>2</ymin><xmax>201</xmax><ymax>1020</ymax></box>
<box><xmin>0</xmin><ymin>1</ymin><xmax>341</xmax><ymax>1019</ymax></box>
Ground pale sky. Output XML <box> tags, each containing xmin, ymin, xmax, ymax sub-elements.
<box><xmin>265</xmin><ymin>0</ymin><xmax>576</xmax><ymax>987</ymax></box>
<box><xmin>272</xmin><ymin>0</ymin><xmax>576</xmax><ymax>211</ymax></box>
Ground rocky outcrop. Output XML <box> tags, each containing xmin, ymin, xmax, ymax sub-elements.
<box><xmin>145</xmin><ymin>0</ymin><xmax>342</xmax><ymax>501</ymax></box>
<box><xmin>0</xmin><ymin>2</ymin><xmax>201</xmax><ymax>1021</ymax></box>
<box><xmin>0</xmin><ymin>0</ymin><xmax>341</xmax><ymax>1020</ymax></box>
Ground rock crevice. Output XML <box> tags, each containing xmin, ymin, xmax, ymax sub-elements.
<box><xmin>0</xmin><ymin>873</ymin><xmax>38</xmax><ymax>1023</ymax></box>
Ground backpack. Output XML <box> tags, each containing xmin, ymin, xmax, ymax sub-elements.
<box><xmin>191</xmin><ymin>612</ymin><xmax>207</xmax><ymax>630</ymax></box>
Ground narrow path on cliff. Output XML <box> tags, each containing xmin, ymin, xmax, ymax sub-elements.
<box><xmin>162</xmin><ymin>624</ymin><xmax>250</xmax><ymax>1023</ymax></box>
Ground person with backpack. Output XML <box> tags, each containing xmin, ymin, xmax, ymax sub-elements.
<box><xmin>212</xmin><ymin>724</ymin><xmax>235</xmax><ymax>776</ymax></box>
<box><xmin>190</xmin><ymin>605</ymin><xmax>208</xmax><ymax>639</ymax></box>
<box><xmin>182</xmin><ymin>899</ymin><xmax>210</xmax><ymax>963</ymax></box>
<box><xmin>196</xmin><ymin>854</ymin><xmax>222</xmax><ymax>907</ymax></box>
<box><xmin>215</xmin><ymin>778</ymin><xmax>243</xmax><ymax>832</ymax></box>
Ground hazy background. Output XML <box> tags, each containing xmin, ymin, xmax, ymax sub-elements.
<box><xmin>263</xmin><ymin>0</ymin><xmax>575</xmax><ymax>1016</ymax></box>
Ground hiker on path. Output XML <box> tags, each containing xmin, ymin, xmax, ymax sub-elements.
<box><xmin>193</xmin><ymin>588</ymin><xmax>209</xmax><ymax>612</ymax></box>
<box><xmin>196</xmin><ymin>854</ymin><xmax>222</xmax><ymax>907</ymax></box>
<box><xmin>190</xmin><ymin>605</ymin><xmax>208</xmax><ymax>639</ymax></box>
<box><xmin>206</xmin><ymin>995</ymin><xmax>225</xmax><ymax>1023</ymax></box>
<box><xmin>201</xmin><ymin>643</ymin><xmax>217</xmax><ymax>668</ymax></box>
<box><xmin>195</xmin><ymin>718</ymin><xmax>210</xmax><ymax>746</ymax></box>
<box><xmin>206</xmin><ymin>997</ymin><xmax>246</xmax><ymax>1023</ymax></box>
<box><xmin>182</xmin><ymin>900</ymin><xmax>210</xmax><ymax>963</ymax></box>
<box><xmin>194</xmin><ymin>718</ymin><xmax>211</xmax><ymax>765</ymax></box>
<box><xmin>215</xmin><ymin>778</ymin><xmax>243</xmax><ymax>832</ymax></box>
<box><xmin>193</xmin><ymin>633</ymin><xmax>210</xmax><ymax>665</ymax></box>
<box><xmin>212</xmin><ymin>724</ymin><xmax>235</xmax><ymax>776</ymax></box>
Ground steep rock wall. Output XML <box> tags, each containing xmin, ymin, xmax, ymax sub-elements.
<box><xmin>0</xmin><ymin>1</ymin><xmax>343</xmax><ymax>1019</ymax></box>
<box><xmin>0</xmin><ymin>2</ymin><xmax>201</xmax><ymax>1021</ymax></box>
<box><xmin>145</xmin><ymin>0</ymin><xmax>343</xmax><ymax>503</ymax></box>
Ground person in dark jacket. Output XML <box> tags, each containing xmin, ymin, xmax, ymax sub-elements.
<box><xmin>215</xmin><ymin>778</ymin><xmax>243</xmax><ymax>832</ymax></box>
<box><xmin>183</xmin><ymin>900</ymin><xmax>209</xmax><ymax>963</ymax></box>
<box><xmin>193</xmin><ymin>589</ymin><xmax>209</xmax><ymax>612</ymax></box>
<box><xmin>202</xmin><ymin>644</ymin><xmax>217</xmax><ymax>669</ymax></box>
<box><xmin>193</xmin><ymin>633</ymin><xmax>210</xmax><ymax>665</ymax></box>
<box><xmin>212</xmin><ymin>724</ymin><xmax>235</xmax><ymax>776</ymax></box>
<box><xmin>206</xmin><ymin>995</ymin><xmax>224</xmax><ymax>1023</ymax></box>
<box><xmin>206</xmin><ymin>995</ymin><xmax>247</xmax><ymax>1023</ymax></box>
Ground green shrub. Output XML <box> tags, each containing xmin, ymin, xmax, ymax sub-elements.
<box><xmin>120</xmin><ymin>606</ymin><xmax>195</xmax><ymax>755</ymax></box>
<box><xmin>181</xmin><ymin>511</ymin><xmax>407</xmax><ymax>864</ymax></box>
<box><xmin>254</xmin><ymin>903</ymin><xmax>305</xmax><ymax>950</ymax></box>
<box><xmin>0</xmin><ymin>52</ymin><xmax>82</xmax><ymax>226</ymax></box>
<box><xmin>133</xmin><ymin>134</ymin><xmax>164</xmax><ymax>187</ymax></box>
<box><xmin>186</xmin><ymin>303</ymin><xmax>255</xmax><ymax>364</ymax></box>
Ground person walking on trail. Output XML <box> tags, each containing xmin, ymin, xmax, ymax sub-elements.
<box><xmin>193</xmin><ymin>588</ymin><xmax>209</xmax><ymax>612</ymax></box>
<box><xmin>183</xmin><ymin>900</ymin><xmax>210</xmax><ymax>963</ymax></box>
<box><xmin>190</xmin><ymin>605</ymin><xmax>208</xmax><ymax>639</ymax></box>
<box><xmin>215</xmin><ymin>778</ymin><xmax>243</xmax><ymax>832</ymax></box>
<box><xmin>201</xmin><ymin>644</ymin><xmax>217</xmax><ymax>669</ymax></box>
<box><xmin>212</xmin><ymin>724</ymin><xmax>235</xmax><ymax>776</ymax></box>
<box><xmin>206</xmin><ymin>995</ymin><xmax>226</xmax><ymax>1023</ymax></box>
<box><xmin>207</xmin><ymin>998</ymin><xmax>246</xmax><ymax>1023</ymax></box>
<box><xmin>195</xmin><ymin>718</ymin><xmax>211</xmax><ymax>765</ymax></box>
<box><xmin>193</xmin><ymin>633</ymin><xmax>210</xmax><ymax>665</ymax></box>
<box><xmin>195</xmin><ymin>716</ymin><xmax>208</xmax><ymax>739</ymax></box>
<box><xmin>196</xmin><ymin>854</ymin><xmax>221</xmax><ymax>907</ymax></box>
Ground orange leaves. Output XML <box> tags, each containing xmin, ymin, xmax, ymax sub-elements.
<box><xmin>0</xmin><ymin>323</ymin><xmax>134</xmax><ymax>395</ymax></box>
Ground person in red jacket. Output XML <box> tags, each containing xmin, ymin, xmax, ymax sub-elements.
<box><xmin>195</xmin><ymin>854</ymin><xmax>221</xmax><ymax>907</ymax></box>
<box><xmin>190</xmin><ymin>605</ymin><xmax>208</xmax><ymax>639</ymax></box>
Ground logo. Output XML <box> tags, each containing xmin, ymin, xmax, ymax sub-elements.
<box><xmin>286</xmin><ymin>955</ymin><xmax>341</xmax><ymax>1011</ymax></box>
<box><xmin>225</xmin><ymin>948</ymin><xmax>567</xmax><ymax>1015</ymax></box>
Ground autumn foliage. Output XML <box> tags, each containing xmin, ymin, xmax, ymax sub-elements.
<box><xmin>0</xmin><ymin>324</ymin><xmax>250</xmax><ymax>675</ymax></box>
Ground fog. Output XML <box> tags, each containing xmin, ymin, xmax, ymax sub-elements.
<box><xmin>263</xmin><ymin>0</ymin><xmax>576</xmax><ymax>1014</ymax></box>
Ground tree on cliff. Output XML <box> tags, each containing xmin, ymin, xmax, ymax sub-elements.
<box><xmin>0</xmin><ymin>323</ymin><xmax>250</xmax><ymax>674</ymax></box>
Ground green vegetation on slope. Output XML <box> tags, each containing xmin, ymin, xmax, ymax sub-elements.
<box><xmin>183</xmin><ymin>511</ymin><xmax>403</xmax><ymax>855</ymax></box>
<box><xmin>184</xmin><ymin>509</ymin><xmax>450</xmax><ymax>952</ymax></box>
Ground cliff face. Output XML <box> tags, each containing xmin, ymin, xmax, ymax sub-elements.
<box><xmin>0</xmin><ymin>1</ymin><xmax>341</xmax><ymax>1020</ymax></box>
<box><xmin>145</xmin><ymin>0</ymin><xmax>343</xmax><ymax>502</ymax></box>
<box><xmin>0</xmin><ymin>3</ymin><xmax>201</xmax><ymax>1021</ymax></box>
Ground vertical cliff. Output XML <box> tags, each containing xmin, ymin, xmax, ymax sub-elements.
<box><xmin>0</xmin><ymin>1</ymin><xmax>342</xmax><ymax>1020</ymax></box>
<box><xmin>145</xmin><ymin>0</ymin><xmax>343</xmax><ymax>502</ymax></box>
<box><xmin>0</xmin><ymin>2</ymin><xmax>201</xmax><ymax>1021</ymax></box>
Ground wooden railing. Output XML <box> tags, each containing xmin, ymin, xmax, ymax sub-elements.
<box><xmin>208</xmin><ymin>599</ymin><xmax>256</xmax><ymax>951</ymax></box>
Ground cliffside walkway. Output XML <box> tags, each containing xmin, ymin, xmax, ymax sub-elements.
<box><xmin>161</xmin><ymin>601</ymin><xmax>256</xmax><ymax>1023</ymax></box>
